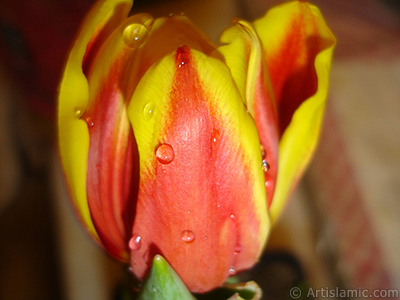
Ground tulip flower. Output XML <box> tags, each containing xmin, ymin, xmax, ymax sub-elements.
<box><xmin>58</xmin><ymin>0</ymin><xmax>335</xmax><ymax>293</ymax></box>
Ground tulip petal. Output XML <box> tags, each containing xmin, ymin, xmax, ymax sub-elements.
<box><xmin>139</xmin><ymin>14</ymin><xmax>218</xmax><ymax>66</ymax></box>
<box><xmin>253</xmin><ymin>1</ymin><xmax>335</xmax><ymax>221</ymax></box>
<box><xmin>83</xmin><ymin>14</ymin><xmax>155</xmax><ymax>260</ymax></box>
<box><xmin>218</xmin><ymin>20</ymin><xmax>279</xmax><ymax>207</ymax></box>
<box><xmin>82</xmin><ymin>13</ymin><xmax>224</xmax><ymax>260</ymax></box>
<box><xmin>58</xmin><ymin>0</ymin><xmax>132</xmax><ymax>240</ymax></box>
<box><xmin>128</xmin><ymin>46</ymin><xmax>269</xmax><ymax>292</ymax></box>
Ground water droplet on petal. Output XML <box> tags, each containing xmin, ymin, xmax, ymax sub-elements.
<box><xmin>212</xmin><ymin>128</ymin><xmax>220</xmax><ymax>143</ymax></box>
<box><xmin>168</xmin><ymin>13</ymin><xmax>175</xmax><ymax>17</ymax></box>
<box><xmin>75</xmin><ymin>108</ymin><xmax>82</xmax><ymax>118</ymax></box>
<box><xmin>260</xmin><ymin>145</ymin><xmax>266</xmax><ymax>159</ymax></box>
<box><xmin>129</xmin><ymin>234</ymin><xmax>142</xmax><ymax>251</ymax></box>
<box><xmin>123</xmin><ymin>24</ymin><xmax>149</xmax><ymax>48</ymax></box>
<box><xmin>85</xmin><ymin>117</ymin><xmax>94</xmax><ymax>128</ymax></box>
<box><xmin>181</xmin><ymin>230</ymin><xmax>195</xmax><ymax>243</ymax></box>
<box><xmin>262</xmin><ymin>160</ymin><xmax>270</xmax><ymax>172</ymax></box>
<box><xmin>155</xmin><ymin>143</ymin><xmax>175</xmax><ymax>164</ymax></box>
<box><xmin>96</xmin><ymin>164</ymin><xmax>101</xmax><ymax>171</ymax></box>
<box><xmin>234</xmin><ymin>245</ymin><xmax>242</xmax><ymax>255</ymax></box>
<box><xmin>178</xmin><ymin>61</ymin><xmax>185</xmax><ymax>68</ymax></box>
<box><xmin>230</xmin><ymin>214</ymin><xmax>235</xmax><ymax>220</ymax></box>
<box><xmin>143</xmin><ymin>102</ymin><xmax>155</xmax><ymax>119</ymax></box>
<box><xmin>229</xmin><ymin>266</ymin><xmax>236</xmax><ymax>275</ymax></box>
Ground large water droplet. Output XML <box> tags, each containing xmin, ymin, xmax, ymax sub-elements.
<box><xmin>181</xmin><ymin>230</ymin><xmax>195</xmax><ymax>243</ymax></box>
<box><xmin>228</xmin><ymin>266</ymin><xmax>236</xmax><ymax>275</ymax></box>
<box><xmin>142</xmin><ymin>102</ymin><xmax>155</xmax><ymax>119</ymax></box>
<box><xmin>123</xmin><ymin>24</ymin><xmax>149</xmax><ymax>48</ymax></box>
<box><xmin>129</xmin><ymin>234</ymin><xmax>142</xmax><ymax>251</ymax></box>
<box><xmin>212</xmin><ymin>129</ymin><xmax>220</xmax><ymax>143</ymax></box>
<box><xmin>262</xmin><ymin>160</ymin><xmax>270</xmax><ymax>172</ymax></box>
<box><xmin>155</xmin><ymin>143</ymin><xmax>175</xmax><ymax>164</ymax></box>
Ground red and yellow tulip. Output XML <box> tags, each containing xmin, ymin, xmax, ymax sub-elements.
<box><xmin>58</xmin><ymin>0</ymin><xmax>335</xmax><ymax>293</ymax></box>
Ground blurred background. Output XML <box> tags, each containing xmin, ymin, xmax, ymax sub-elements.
<box><xmin>0</xmin><ymin>0</ymin><xmax>399</xmax><ymax>299</ymax></box>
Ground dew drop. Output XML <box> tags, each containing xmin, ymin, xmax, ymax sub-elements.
<box><xmin>260</xmin><ymin>145</ymin><xmax>266</xmax><ymax>159</ymax></box>
<box><xmin>181</xmin><ymin>230</ymin><xmax>195</xmax><ymax>243</ymax></box>
<box><xmin>96</xmin><ymin>164</ymin><xmax>101</xmax><ymax>171</ymax></box>
<box><xmin>168</xmin><ymin>13</ymin><xmax>175</xmax><ymax>17</ymax></box>
<box><xmin>230</xmin><ymin>214</ymin><xmax>235</xmax><ymax>220</ymax></box>
<box><xmin>85</xmin><ymin>117</ymin><xmax>94</xmax><ymax>128</ymax></box>
<box><xmin>178</xmin><ymin>61</ymin><xmax>185</xmax><ymax>68</ymax></box>
<box><xmin>127</xmin><ymin>266</ymin><xmax>133</xmax><ymax>274</ymax></box>
<box><xmin>142</xmin><ymin>102</ymin><xmax>155</xmax><ymax>119</ymax></box>
<box><xmin>155</xmin><ymin>143</ymin><xmax>175</xmax><ymax>164</ymax></box>
<box><xmin>262</xmin><ymin>160</ymin><xmax>270</xmax><ymax>172</ymax></box>
<box><xmin>228</xmin><ymin>266</ymin><xmax>236</xmax><ymax>275</ymax></box>
<box><xmin>129</xmin><ymin>234</ymin><xmax>142</xmax><ymax>251</ymax></box>
<box><xmin>122</xmin><ymin>23</ymin><xmax>149</xmax><ymax>48</ymax></box>
<box><xmin>75</xmin><ymin>108</ymin><xmax>82</xmax><ymax>118</ymax></box>
<box><xmin>234</xmin><ymin>245</ymin><xmax>242</xmax><ymax>255</ymax></box>
<box><xmin>212</xmin><ymin>128</ymin><xmax>220</xmax><ymax>143</ymax></box>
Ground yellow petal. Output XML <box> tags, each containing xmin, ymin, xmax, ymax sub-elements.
<box><xmin>218</xmin><ymin>19</ymin><xmax>279</xmax><ymax>206</ymax></box>
<box><xmin>58</xmin><ymin>0</ymin><xmax>132</xmax><ymax>239</ymax></box>
<box><xmin>253</xmin><ymin>1</ymin><xmax>336</xmax><ymax>222</ymax></box>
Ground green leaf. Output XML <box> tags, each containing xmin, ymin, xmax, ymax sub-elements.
<box><xmin>137</xmin><ymin>255</ymin><xmax>197</xmax><ymax>300</ymax></box>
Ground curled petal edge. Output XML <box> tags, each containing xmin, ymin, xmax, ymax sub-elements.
<box><xmin>58</xmin><ymin>0</ymin><xmax>132</xmax><ymax>239</ymax></box>
<box><xmin>269</xmin><ymin>7</ymin><xmax>336</xmax><ymax>222</ymax></box>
